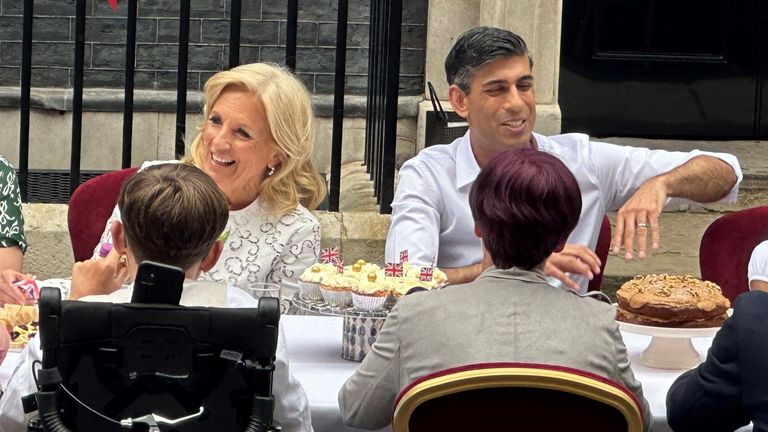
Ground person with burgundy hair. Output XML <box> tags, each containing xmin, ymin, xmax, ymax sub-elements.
<box><xmin>339</xmin><ymin>148</ymin><xmax>651</xmax><ymax>431</ymax></box>
<box><xmin>469</xmin><ymin>148</ymin><xmax>581</xmax><ymax>270</ymax></box>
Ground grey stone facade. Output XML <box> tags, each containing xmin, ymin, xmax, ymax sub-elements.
<box><xmin>0</xmin><ymin>0</ymin><xmax>427</xmax><ymax>95</ymax></box>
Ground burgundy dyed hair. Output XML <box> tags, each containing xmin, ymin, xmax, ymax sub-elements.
<box><xmin>469</xmin><ymin>148</ymin><xmax>582</xmax><ymax>269</ymax></box>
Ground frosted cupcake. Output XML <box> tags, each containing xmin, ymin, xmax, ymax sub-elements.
<box><xmin>352</xmin><ymin>272</ymin><xmax>390</xmax><ymax>311</ymax></box>
<box><xmin>299</xmin><ymin>264</ymin><xmax>331</xmax><ymax>300</ymax></box>
<box><xmin>403</xmin><ymin>263</ymin><xmax>449</xmax><ymax>287</ymax></box>
<box><xmin>320</xmin><ymin>274</ymin><xmax>356</xmax><ymax>308</ymax></box>
<box><xmin>343</xmin><ymin>259</ymin><xmax>382</xmax><ymax>280</ymax></box>
<box><xmin>431</xmin><ymin>267</ymin><xmax>449</xmax><ymax>286</ymax></box>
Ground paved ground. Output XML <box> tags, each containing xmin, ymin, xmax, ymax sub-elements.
<box><xmin>338</xmin><ymin>137</ymin><xmax>768</xmax><ymax>296</ymax></box>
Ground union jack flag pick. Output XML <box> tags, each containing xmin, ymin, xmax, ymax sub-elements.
<box><xmin>335</xmin><ymin>260</ymin><xmax>344</xmax><ymax>274</ymax></box>
<box><xmin>399</xmin><ymin>249</ymin><xmax>409</xmax><ymax>263</ymax></box>
<box><xmin>320</xmin><ymin>247</ymin><xmax>340</xmax><ymax>264</ymax></box>
<box><xmin>419</xmin><ymin>266</ymin><xmax>433</xmax><ymax>282</ymax></box>
<box><xmin>385</xmin><ymin>262</ymin><xmax>403</xmax><ymax>278</ymax></box>
<box><xmin>13</xmin><ymin>278</ymin><xmax>40</xmax><ymax>301</ymax></box>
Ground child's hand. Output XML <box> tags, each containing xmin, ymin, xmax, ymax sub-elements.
<box><xmin>71</xmin><ymin>250</ymin><xmax>129</xmax><ymax>300</ymax></box>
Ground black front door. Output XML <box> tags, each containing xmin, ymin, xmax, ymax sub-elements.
<box><xmin>560</xmin><ymin>0</ymin><xmax>768</xmax><ymax>138</ymax></box>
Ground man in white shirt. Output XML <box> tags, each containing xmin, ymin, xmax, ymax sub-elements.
<box><xmin>386</xmin><ymin>26</ymin><xmax>742</xmax><ymax>292</ymax></box>
<box><xmin>0</xmin><ymin>164</ymin><xmax>313</xmax><ymax>432</ymax></box>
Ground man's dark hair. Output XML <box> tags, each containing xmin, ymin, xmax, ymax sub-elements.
<box><xmin>118</xmin><ymin>163</ymin><xmax>229</xmax><ymax>270</ymax></box>
<box><xmin>469</xmin><ymin>148</ymin><xmax>581</xmax><ymax>270</ymax></box>
<box><xmin>445</xmin><ymin>26</ymin><xmax>533</xmax><ymax>93</ymax></box>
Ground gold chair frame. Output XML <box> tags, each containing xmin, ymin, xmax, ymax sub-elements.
<box><xmin>392</xmin><ymin>365</ymin><xmax>644</xmax><ymax>432</ymax></box>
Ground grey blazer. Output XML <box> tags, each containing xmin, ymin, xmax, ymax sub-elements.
<box><xmin>338</xmin><ymin>266</ymin><xmax>652</xmax><ymax>431</ymax></box>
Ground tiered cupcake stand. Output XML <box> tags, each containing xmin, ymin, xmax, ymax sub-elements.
<box><xmin>291</xmin><ymin>292</ymin><xmax>391</xmax><ymax>362</ymax></box>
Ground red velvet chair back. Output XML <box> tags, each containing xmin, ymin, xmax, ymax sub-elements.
<box><xmin>393</xmin><ymin>362</ymin><xmax>644</xmax><ymax>432</ymax></box>
<box><xmin>67</xmin><ymin>167</ymin><xmax>138</xmax><ymax>262</ymax></box>
<box><xmin>588</xmin><ymin>215</ymin><xmax>612</xmax><ymax>292</ymax></box>
<box><xmin>700</xmin><ymin>206</ymin><xmax>768</xmax><ymax>303</ymax></box>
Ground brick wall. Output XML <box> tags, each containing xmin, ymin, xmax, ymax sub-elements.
<box><xmin>0</xmin><ymin>0</ymin><xmax>426</xmax><ymax>95</ymax></box>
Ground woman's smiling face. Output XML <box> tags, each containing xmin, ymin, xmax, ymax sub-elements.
<box><xmin>201</xmin><ymin>86</ymin><xmax>281</xmax><ymax>210</ymax></box>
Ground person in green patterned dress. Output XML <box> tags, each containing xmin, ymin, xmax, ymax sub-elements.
<box><xmin>0</xmin><ymin>155</ymin><xmax>28</xmax><ymax>305</ymax></box>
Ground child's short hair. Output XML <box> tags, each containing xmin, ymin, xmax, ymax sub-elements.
<box><xmin>118</xmin><ymin>163</ymin><xmax>229</xmax><ymax>270</ymax></box>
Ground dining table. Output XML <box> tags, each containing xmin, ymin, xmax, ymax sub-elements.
<box><xmin>0</xmin><ymin>314</ymin><xmax>752</xmax><ymax>432</ymax></box>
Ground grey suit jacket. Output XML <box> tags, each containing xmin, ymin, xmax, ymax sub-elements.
<box><xmin>338</xmin><ymin>266</ymin><xmax>652</xmax><ymax>431</ymax></box>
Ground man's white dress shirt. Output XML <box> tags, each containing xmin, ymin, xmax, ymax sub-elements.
<box><xmin>386</xmin><ymin>131</ymin><xmax>742</xmax><ymax>292</ymax></box>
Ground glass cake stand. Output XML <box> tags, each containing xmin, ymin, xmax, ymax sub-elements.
<box><xmin>617</xmin><ymin>320</ymin><xmax>721</xmax><ymax>370</ymax></box>
<box><xmin>291</xmin><ymin>292</ymin><xmax>391</xmax><ymax>362</ymax></box>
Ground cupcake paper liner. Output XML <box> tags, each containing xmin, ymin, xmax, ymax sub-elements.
<box><xmin>352</xmin><ymin>292</ymin><xmax>387</xmax><ymax>311</ymax></box>
<box><xmin>321</xmin><ymin>287</ymin><xmax>352</xmax><ymax>308</ymax></box>
<box><xmin>299</xmin><ymin>280</ymin><xmax>323</xmax><ymax>300</ymax></box>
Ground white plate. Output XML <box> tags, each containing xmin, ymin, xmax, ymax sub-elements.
<box><xmin>617</xmin><ymin>320</ymin><xmax>722</xmax><ymax>338</ymax></box>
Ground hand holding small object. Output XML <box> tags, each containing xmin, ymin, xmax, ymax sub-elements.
<box><xmin>0</xmin><ymin>269</ymin><xmax>35</xmax><ymax>305</ymax></box>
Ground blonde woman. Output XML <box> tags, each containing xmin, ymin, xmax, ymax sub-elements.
<box><xmin>90</xmin><ymin>63</ymin><xmax>327</xmax><ymax>308</ymax></box>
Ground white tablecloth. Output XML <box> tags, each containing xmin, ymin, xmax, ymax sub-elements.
<box><xmin>0</xmin><ymin>315</ymin><xmax>750</xmax><ymax>432</ymax></box>
<box><xmin>281</xmin><ymin>316</ymin><xmax>713</xmax><ymax>432</ymax></box>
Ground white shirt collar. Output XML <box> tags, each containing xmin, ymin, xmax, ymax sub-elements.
<box><xmin>455</xmin><ymin>131</ymin><xmax>480</xmax><ymax>189</ymax></box>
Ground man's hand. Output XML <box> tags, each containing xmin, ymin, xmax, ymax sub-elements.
<box><xmin>612</xmin><ymin>177</ymin><xmax>668</xmax><ymax>260</ymax></box>
<box><xmin>0</xmin><ymin>269</ymin><xmax>33</xmax><ymax>305</ymax></box>
<box><xmin>70</xmin><ymin>250</ymin><xmax>129</xmax><ymax>300</ymax></box>
<box><xmin>544</xmin><ymin>244</ymin><xmax>602</xmax><ymax>291</ymax></box>
<box><xmin>612</xmin><ymin>155</ymin><xmax>737</xmax><ymax>260</ymax></box>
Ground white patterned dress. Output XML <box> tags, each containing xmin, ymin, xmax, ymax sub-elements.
<box><xmin>92</xmin><ymin>161</ymin><xmax>321</xmax><ymax>311</ymax></box>
<box><xmin>0</xmin><ymin>156</ymin><xmax>26</xmax><ymax>253</ymax></box>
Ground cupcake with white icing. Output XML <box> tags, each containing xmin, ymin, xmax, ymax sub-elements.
<box><xmin>351</xmin><ymin>272</ymin><xmax>390</xmax><ymax>311</ymax></box>
<box><xmin>299</xmin><ymin>264</ymin><xmax>333</xmax><ymax>300</ymax></box>
<box><xmin>320</xmin><ymin>274</ymin><xmax>356</xmax><ymax>308</ymax></box>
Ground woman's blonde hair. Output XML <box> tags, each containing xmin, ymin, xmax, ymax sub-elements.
<box><xmin>187</xmin><ymin>62</ymin><xmax>327</xmax><ymax>214</ymax></box>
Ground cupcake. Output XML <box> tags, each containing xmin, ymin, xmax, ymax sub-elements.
<box><xmin>431</xmin><ymin>267</ymin><xmax>449</xmax><ymax>286</ymax></box>
<box><xmin>403</xmin><ymin>263</ymin><xmax>448</xmax><ymax>287</ymax></box>
<box><xmin>352</xmin><ymin>272</ymin><xmax>390</xmax><ymax>311</ymax></box>
<box><xmin>343</xmin><ymin>259</ymin><xmax>382</xmax><ymax>280</ymax></box>
<box><xmin>299</xmin><ymin>264</ymin><xmax>330</xmax><ymax>300</ymax></box>
<box><xmin>320</xmin><ymin>274</ymin><xmax>356</xmax><ymax>308</ymax></box>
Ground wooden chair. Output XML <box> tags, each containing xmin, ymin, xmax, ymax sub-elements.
<box><xmin>67</xmin><ymin>167</ymin><xmax>138</xmax><ymax>262</ymax></box>
<box><xmin>700</xmin><ymin>206</ymin><xmax>768</xmax><ymax>302</ymax></box>
<box><xmin>393</xmin><ymin>362</ymin><xmax>644</xmax><ymax>432</ymax></box>
<box><xmin>588</xmin><ymin>215</ymin><xmax>612</xmax><ymax>292</ymax></box>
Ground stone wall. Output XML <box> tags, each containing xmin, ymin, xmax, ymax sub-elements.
<box><xmin>0</xmin><ymin>0</ymin><xmax>427</xmax><ymax>95</ymax></box>
<box><xmin>22</xmin><ymin>203</ymin><xmax>391</xmax><ymax>279</ymax></box>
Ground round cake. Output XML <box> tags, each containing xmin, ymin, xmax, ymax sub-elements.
<box><xmin>616</xmin><ymin>274</ymin><xmax>730</xmax><ymax>328</ymax></box>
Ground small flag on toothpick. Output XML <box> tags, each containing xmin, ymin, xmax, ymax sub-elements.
<box><xmin>321</xmin><ymin>247</ymin><xmax>340</xmax><ymax>264</ymax></box>
<box><xmin>420</xmin><ymin>267</ymin><xmax>433</xmax><ymax>282</ymax></box>
<box><xmin>335</xmin><ymin>260</ymin><xmax>344</xmax><ymax>274</ymax></box>
<box><xmin>385</xmin><ymin>262</ymin><xmax>403</xmax><ymax>278</ymax></box>
<box><xmin>399</xmin><ymin>249</ymin><xmax>409</xmax><ymax>263</ymax></box>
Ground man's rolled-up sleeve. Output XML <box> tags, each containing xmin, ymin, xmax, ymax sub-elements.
<box><xmin>589</xmin><ymin>141</ymin><xmax>742</xmax><ymax>210</ymax></box>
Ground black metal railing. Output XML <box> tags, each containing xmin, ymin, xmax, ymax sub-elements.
<box><xmin>365</xmin><ymin>0</ymin><xmax>402</xmax><ymax>214</ymax></box>
<box><xmin>17</xmin><ymin>0</ymin><xmax>403</xmax><ymax>213</ymax></box>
